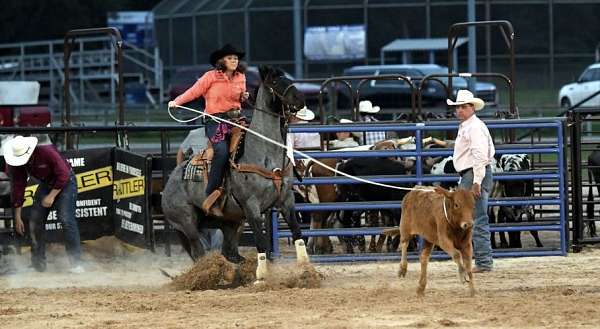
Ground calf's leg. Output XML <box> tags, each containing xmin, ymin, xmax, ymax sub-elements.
<box><xmin>437</xmin><ymin>235</ymin><xmax>468</xmax><ymax>285</ymax></box>
<box><xmin>460</xmin><ymin>242</ymin><xmax>476</xmax><ymax>297</ymax></box>
<box><xmin>416</xmin><ymin>241</ymin><xmax>433</xmax><ymax>297</ymax></box>
<box><xmin>398</xmin><ymin>234</ymin><xmax>410</xmax><ymax>278</ymax></box>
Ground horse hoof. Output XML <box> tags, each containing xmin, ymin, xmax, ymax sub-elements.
<box><xmin>253</xmin><ymin>279</ymin><xmax>265</xmax><ymax>285</ymax></box>
<box><xmin>295</xmin><ymin>239</ymin><xmax>310</xmax><ymax>264</ymax></box>
<box><xmin>225</xmin><ymin>254</ymin><xmax>246</xmax><ymax>264</ymax></box>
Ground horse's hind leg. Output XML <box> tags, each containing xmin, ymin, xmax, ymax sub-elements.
<box><xmin>176</xmin><ymin>230</ymin><xmax>193</xmax><ymax>259</ymax></box>
<box><xmin>172</xmin><ymin>206</ymin><xmax>206</xmax><ymax>261</ymax></box>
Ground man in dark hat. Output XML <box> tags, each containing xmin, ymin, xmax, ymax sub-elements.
<box><xmin>168</xmin><ymin>44</ymin><xmax>248</xmax><ymax>217</ymax></box>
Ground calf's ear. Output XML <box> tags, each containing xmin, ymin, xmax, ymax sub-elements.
<box><xmin>434</xmin><ymin>186</ymin><xmax>452</xmax><ymax>198</ymax></box>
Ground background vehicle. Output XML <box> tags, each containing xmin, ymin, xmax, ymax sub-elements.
<box><xmin>337</xmin><ymin>64</ymin><xmax>497</xmax><ymax>109</ymax></box>
<box><xmin>558</xmin><ymin>63</ymin><xmax>600</xmax><ymax>109</ymax></box>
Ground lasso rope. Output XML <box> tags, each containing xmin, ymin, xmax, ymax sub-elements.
<box><xmin>168</xmin><ymin>104</ymin><xmax>434</xmax><ymax>192</ymax></box>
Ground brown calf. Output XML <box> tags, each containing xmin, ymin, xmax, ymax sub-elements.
<box><xmin>385</xmin><ymin>186</ymin><xmax>476</xmax><ymax>297</ymax></box>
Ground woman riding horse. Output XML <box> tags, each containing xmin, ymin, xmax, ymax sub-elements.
<box><xmin>162</xmin><ymin>65</ymin><xmax>306</xmax><ymax>264</ymax></box>
<box><xmin>168</xmin><ymin>44</ymin><xmax>249</xmax><ymax>217</ymax></box>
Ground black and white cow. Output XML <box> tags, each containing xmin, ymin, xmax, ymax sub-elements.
<box><xmin>429</xmin><ymin>156</ymin><xmax>458</xmax><ymax>189</ymax></box>
<box><xmin>335</xmin><ymin>156</ymin><xmax>411</xmax><ymax>253</ymax></box>
<box><xmin>491</xmin><ymin>154</ymin><xmax>543</xmax><ymax>249</ymax></box>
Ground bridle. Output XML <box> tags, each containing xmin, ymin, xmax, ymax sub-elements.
<box><xmin>262</xmin><ymin>76</ymin><xmax>301</xmax><ymax>121</ymax></box>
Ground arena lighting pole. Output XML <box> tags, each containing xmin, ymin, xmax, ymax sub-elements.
<box><xmin>467</xmin><ymin>0</ymin><xmax>477</xmax><ymax>92</ymax></box>
<box><xmin>293</xmin><ymin>0</ymin><xmax>303</xmax><ymax>79</ymax></box>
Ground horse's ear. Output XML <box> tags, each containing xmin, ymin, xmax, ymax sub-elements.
<box><xmin>259</xmin><ymin>65</ymin><xmax>272</xmax><ymax>82</ymax></box>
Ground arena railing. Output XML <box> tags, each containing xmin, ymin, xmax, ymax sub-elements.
<box><xmin>273</xmin><ymin>117</ymin><xmax>568</xmax><ymax>262</ymax></box>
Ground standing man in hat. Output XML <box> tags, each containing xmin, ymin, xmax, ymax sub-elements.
<box><xmin>5</xmin><ymin>135</ymin><xmax>83</xmax><ymax>273</ymax></box>
<box><xmin>168</xmin><ymin>44</ymin><xmax>248</xmax><ymax>217</ymax></box>
<box><xmin>286</xmin><ymin>106</ymin><xmax>320</xmax><ymax>151</ymax></box>
<box><xmin>357</xmin><ymin>100</ymin><xmax>386</xmax><ymax>145</ymax></box>
<box><xmin>448</xmin><ymin>90</ymin><xmax>495</xmax><ymax>273</ymax></box>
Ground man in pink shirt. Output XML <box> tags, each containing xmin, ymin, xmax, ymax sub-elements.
<box><xmin>4</xmin><ymin>136</ymin><xmax>83</xmax><ymax>273</ymax></box>
<box><xmin>168</xmin><ymin>44</ymin><xmax>249</xmax><ymax>217</ymax></box>
<box><xmin>448</xmin><ymin>90</ymin><xmax>495</xmax><ymax>273</ymax></box>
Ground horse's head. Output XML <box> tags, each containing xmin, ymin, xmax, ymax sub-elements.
<box><xmin>259</xmin><ymin>65</ymin><xmax>305</xmax><ymax>119</ymax></box>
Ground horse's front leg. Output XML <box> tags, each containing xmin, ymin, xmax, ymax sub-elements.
<box><xmin>239</xmin><ymin>196</ymin><xmax>272</xmax><ymax>254</ymax></box>
<box><xmin>280</xmin><ymin>190</ymin><xmax>309</xmax><ymax>263</ymax></box>
<box><xmin>238</xmin><ymin>195</ymin><xmax>274</xmax><ymax>283</ymax></box>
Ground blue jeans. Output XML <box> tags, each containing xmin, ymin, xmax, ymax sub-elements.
<box><xmin>205</xmin><ymin>123</ymin><xmax>229</xmax><ymax>195</ymax></box>
<box><xmin>29</xmin><ymin>173</ymin><xmax>81</xmax><ymax>269</ymax></box>
<box><xmin>199</xmin><ymin>229</ymin><xmax>224</xmax><ymax>252</ymax></box>
<box><xmin>459</xmin><ymin>166</ymin><xmax>494</xmax><ymax>269</ymax></box>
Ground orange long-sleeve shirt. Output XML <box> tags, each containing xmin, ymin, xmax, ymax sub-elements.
<box><xmin>173</xmin><ymin>70</ymin><xmax>246</xmax><ymax>114</ymax></box>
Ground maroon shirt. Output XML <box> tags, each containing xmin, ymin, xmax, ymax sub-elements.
<box><xmin>10</xmin><ymin>145</ymin><xmax>72</xmax><ymax>208</ymax></box>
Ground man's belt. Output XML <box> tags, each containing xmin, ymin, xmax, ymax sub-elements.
<box><xmin>458</xmin><ymin>164</ymin><xmax>491</xmax><ymax>177</ymax></box>
<box><xmin>459</xmin><ymin>168</ymin><xmax>472</xmax><ymax>177</ymax></box>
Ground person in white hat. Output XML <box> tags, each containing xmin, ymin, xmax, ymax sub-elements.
<box><xmin>4</xmin><ymin>135</ymin><xmax>83</xmax><ymax>273</ymax></box>
<box><xmin>447</xmin><ymin>89</ymin><xmax>495</xmax><ymax>273</ymax></box>
<box><xmin>358</xmin><ymin>100</ymin><xmax>386</xmax><ymax>145</ymax></box>
<box><xmin>286</xmin><ymin>106</ymin><xmax>320</xmax><ymax>150</ymax></box>
<box><xmin>328</xmin><ymin>118</ymin><xmax>360</xmax><ymax>149</ymax></box>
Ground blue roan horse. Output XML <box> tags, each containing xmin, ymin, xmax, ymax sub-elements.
<box><xmin>161</xmin><ymin>65</ymin><xmax>305</xmax><ymax>264</ymax></box>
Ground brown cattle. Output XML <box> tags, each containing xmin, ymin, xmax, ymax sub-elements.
<box><xmin>384</xmin><ymin>186</ymin><xmax>476</xmax><ymax>297</ymax></box>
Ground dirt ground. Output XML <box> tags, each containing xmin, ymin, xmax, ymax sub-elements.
<box><xmin>1</xmin><ymin>236</ymin><xmax>600</xmax><ymax>329</ymax></box>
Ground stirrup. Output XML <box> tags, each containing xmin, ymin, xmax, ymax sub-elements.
<box><xmin>202</xmin><ymin>188</ymin><xmax>224</xmax><ymax>217</ymax></box>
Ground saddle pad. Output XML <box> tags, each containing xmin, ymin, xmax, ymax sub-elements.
<box><xmin>183</xmin><ymin>161</ymin><xmax>204</xmax><ymax>182</ymax></box>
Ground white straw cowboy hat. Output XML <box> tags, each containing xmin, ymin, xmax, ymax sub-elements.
<box><xmin>358</xmin><ymin>100</ymin><xmax>381</xmax><ymax>114</ymax></box>
<box><xmin>295</xmin><ymin>106</ymin><xmax>315</xmax><ymax>121</ymax></box>
<box><xmin>3</xmin><ymin>135</ymin><xmax>38</xmax><ymax>166</ymax></box>
<box><xmin>446</xmin><ymin>89</ymin><xmax>485</xmax><ymax>111</ymax></box>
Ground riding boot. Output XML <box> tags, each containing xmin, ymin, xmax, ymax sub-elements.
<box><xmin>202</xmin><ymin>188</ymin><xmax>224</xmax><ymax>218</ymax></box>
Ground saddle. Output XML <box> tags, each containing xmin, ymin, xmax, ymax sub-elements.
<box><xmin>184</xmin><ymin>148</ymin><xmax>213</xmax><ymax>183</ymax></box>
<box><xmin>193</xmin><ymin>124</ymin><xmax>248</xmax><ymax>216</ymax></box>
<box><xmin>196</xmin><ymin>120</ymin><xmax>292</xmax><ymax>217</ymax></box>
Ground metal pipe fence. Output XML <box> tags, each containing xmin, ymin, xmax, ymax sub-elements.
<box><xmin>272</xmin><ymin>118</ymin><xmax>568</xmax><ymax>262</ymax></box>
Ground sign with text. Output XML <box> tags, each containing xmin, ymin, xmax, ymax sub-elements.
<box><xmin>113</xmin><ymin>148</ymin><xmax>151</xmax><ymax>249</ymax></box>
<box><xmin>21</xmin><ymin>148</ymin><xmax>115</xmax><ymax>242</ymax></box>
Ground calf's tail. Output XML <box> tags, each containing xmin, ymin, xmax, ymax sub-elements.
<box><xmin>382</xmin><ymin>227</ymin><xmax>400</xmax><ymax>237</ymax></box>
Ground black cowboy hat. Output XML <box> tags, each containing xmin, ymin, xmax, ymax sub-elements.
<box><xmin>209</xmin><ymin>44</ymin><xmax>245</xmax><ymax>66</ymax></box>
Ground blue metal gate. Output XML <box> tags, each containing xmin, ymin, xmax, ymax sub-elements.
<box><xmin>272</xmin><ymin>118</ymin><xmax>567</xmax><ymax>262</ymax></box>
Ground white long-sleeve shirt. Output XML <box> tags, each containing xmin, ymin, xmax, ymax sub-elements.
<box><xmin>452</xmin><ymin>114</ymin><xmax>495</xmax><ymax>185</ymax></box>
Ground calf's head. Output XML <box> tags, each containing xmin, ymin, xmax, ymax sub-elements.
<box><xmin>434</xmin><ymin>186</ymin><xmax>476</xmax><ymax>230</ymax></box>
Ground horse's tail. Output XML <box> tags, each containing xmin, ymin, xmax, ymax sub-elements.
<box><xmin>382</xmin><ymin>227</ymin><xmax>400</xmax><ymax>237</ymax></box>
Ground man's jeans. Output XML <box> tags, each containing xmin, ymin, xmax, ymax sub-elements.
<box><xmin>199</xmin><ymin>228</ymin><xmax>224</xmax><ymax>252</ymax></box>
<box><xmin>29</xmin><ymin>173</ymin><xmax>81</xmax><ymax>270</ymax></box>
<box><xmin>459</xmin><ymin>166</ymin><xmax>494</xmax><ymax>269</ymax></box>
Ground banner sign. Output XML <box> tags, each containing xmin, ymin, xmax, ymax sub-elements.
<box><xmin>304</xmin><ymin>24</ymin><xmax>366</xmax><ymax>60</ymax></box>
<box><xmin>107</xmin><ymin>11</ymin><xmax>154</xmax><ymax>48</ymax></box>
<box><xmin>113</xmin><ymin>148</ymin><xmax>151</xmax><ymax>249</ymax></box>
<box><xmin>21</xmin><ymin>148</ymin><xmax>115</xmax><ymax>242</ymax></box>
